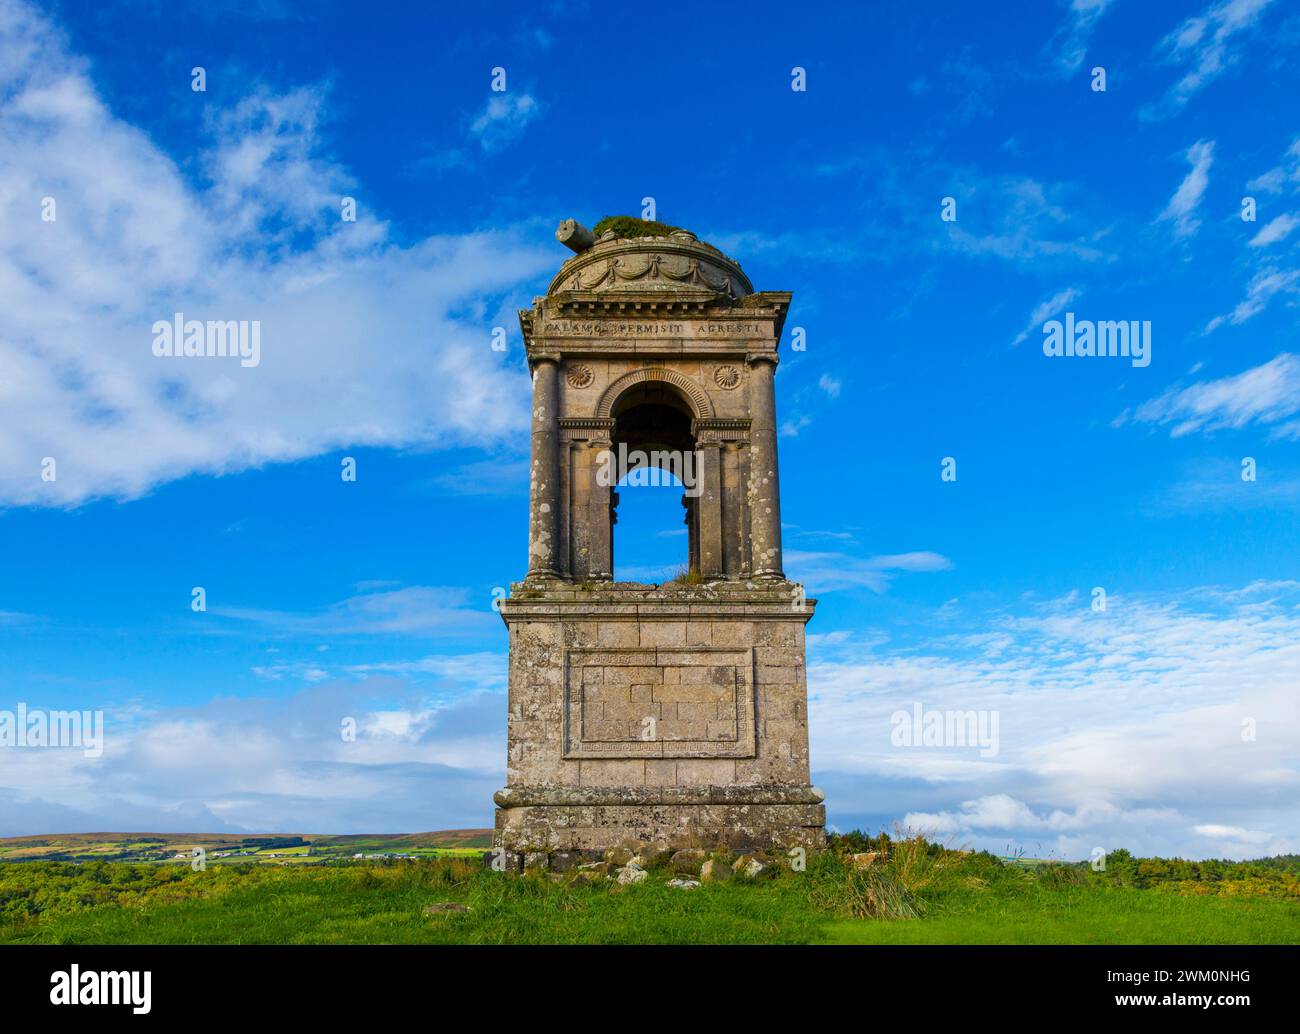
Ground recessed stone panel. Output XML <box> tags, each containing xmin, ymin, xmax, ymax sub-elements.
<box><xmin>563</xmin><ymin>646</ymin><xmax>754</xmax><ymax>760</ymax></box>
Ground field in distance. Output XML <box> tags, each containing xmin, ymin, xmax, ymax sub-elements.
<box><xmin>0</xmin><ymin>830</ymin><xmax>493</xmax><ymax>865</ymax></box>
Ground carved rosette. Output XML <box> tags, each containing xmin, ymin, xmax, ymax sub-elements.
<box><xmin>566</xmin><ymin>363</ymin><xmax>594</xmax><ymax>389</ymax></box>
<box><xmin>713</xmin><ymin>364</ymin><xmax>741</xmax><ymax>390</ymax></box>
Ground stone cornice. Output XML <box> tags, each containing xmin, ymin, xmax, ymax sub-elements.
<box><xmin>494</xmin><ymin>784</ymin><xmax>825</xmax><ymax>808</ymax></box>
<box><xmin>499</xmin><ymin>582</ymin><xmax>817</xmax><ymax>625</ymax></box>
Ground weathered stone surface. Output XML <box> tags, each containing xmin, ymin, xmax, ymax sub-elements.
<box><xmin>852</xmin><ymin>852</ymin><xmax>880</xmax><ymax>869</ymax></box>
<box><xmin>667</xmin><ymin>878</ymin><xmax>700</xmax><ymax>890</ymax></box>
<box><xmin>634</xmin><ymin>841</ymin><xmax>672</xmax><ymax>869</ymax></box>
<box><xmin>605</xmin><ymin>845</ymin><xmax>635</xmax><ymax>866</ymax></box>
<box><xmin>492</xmin><ymin>224</ymin><xmax>825</xmax><ymax>856</ymax></box>
<box><xmin>700</xmin><ymin>858</ymin><xmax>733</xmax><ymax>883</ymax></box>
<box><xmin>671</xmin><ymin>848</ymin><xmax>708</xmax><ymax>874</ymax></box>
<box><xmin>733</xmin><ymin>854</ymin><xmax>767</xmax><ymax>877</ymax></box>
<box><xmin>616</xmin><ymin>863</ymin><xmax>647</xmax><ymax>885</ymax></box>
<box><xmin>549</xmin><ymin>850</ymin><xmax>583</xmax><ymax>873</ymax></box>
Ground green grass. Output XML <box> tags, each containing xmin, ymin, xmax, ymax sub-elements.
<box><xmin>821</xmin><ymin>885</ymin><xmax>1300</xmax><ymax>944</ymax></box>
<box><xmin>3</xmin><ymin>838</ymin><xmax>1297</xmax><ymax>945</ymax></box>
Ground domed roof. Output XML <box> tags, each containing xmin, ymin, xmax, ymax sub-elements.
<box><xmin>547</xmin><ymin>220</ymin><xmax>752</xmax><ymax>300</ymax></box>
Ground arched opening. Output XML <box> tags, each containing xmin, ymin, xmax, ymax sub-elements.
<box><xmin>609</xmin><ymin>382</ymin><xmax>699</xmax><ymax>582</ymax></box>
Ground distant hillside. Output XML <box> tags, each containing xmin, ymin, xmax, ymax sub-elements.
<box><xmin>0</xmin><ymin>830</ymin><xmax>494</xmax><ymax>864</ymax></box>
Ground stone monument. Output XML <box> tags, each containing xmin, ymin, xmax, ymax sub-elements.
<box><xmin>492</xmin><ymin>217</ymin><xmax>825</xmax><ymax>863</ymax></box>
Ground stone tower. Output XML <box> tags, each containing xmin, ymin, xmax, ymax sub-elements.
<box><xmin>493</xmin><ymin>218</ymin><xmax>825</xmax><ymax>860</ymax></box>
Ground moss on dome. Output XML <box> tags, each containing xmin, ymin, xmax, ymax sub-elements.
<box><xmin>592</xmin><ymin>215</ymin><xmax>686</xmax><ymax>240</ymax></box>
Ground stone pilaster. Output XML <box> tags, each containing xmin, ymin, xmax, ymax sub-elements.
<box><xmin>747</xmin><ymin>354</ymin><xmax>784</xmax><ymax>579</ymax></box>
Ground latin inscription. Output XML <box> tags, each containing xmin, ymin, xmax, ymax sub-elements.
<box><xmin>541</xmin><ymin>320</ymin><xmax>767</xmax><ymax>337</ymax></box>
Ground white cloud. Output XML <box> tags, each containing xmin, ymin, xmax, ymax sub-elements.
<box><xmin>1143</xmin><ymin>0</ymin><xmax>1276</xmax><ymax>119</ymax></box>
<box><xmin>785</xmin><ymin>550</ymin><xmax>953</xmax><ymax>594</ymax></box>
<box><xmin>779</xmin><ymin>414</ymin><xmax>813</xmax><ymax>437</ymax></box>
<box><xmin>1205</xmin><ymin>268</ymin><xmax>1300</xmax><ymax>332</ymax></box>
<box><xmin>809</xmin><ymin>583</ymin><xmax>1300</xmax><ymax>859</ymax></box>
<box><xmin>1247</xmin><ymin>138</ymin><xmax>1300</xmax><ymax>195</ymax></box>
<box><xmin>0</xmin><ymin>0</ymin><xmax>554</xmax><ymax>508</ymax></box>
<box><xmin>1159</xmin><ymin>139</ymin><xmax>1214</xmax><ymax>238</ymax></box>
<box><xmin>1248</xmin><ymin>212</ymin><xmax>1299</xmax><ymax>247</ymax></box>
<box><xmin>1047</xmin><ymin>0</ymin><xmax>1116</xmax><ymax>74</ymax></box>
<box><xmin>1127</xmin><ymin>353</ymin><xmax>1300</xmax><ymax>437</ymax></box>
<box><xmin>1012</xmin><ymin>286</ymin><xmax>1081</xmax><ymax>346</ymax></box>
<box><xmin>469</xmin><ymin>93</ymin><xmax>540</xmax><ymax>152</ymax></box>
<box><xmin>213</xmin><ymin>585</ymin><xmax>499</xmax><ymax>639</ymax></box>
<box><xmin>0</xmin><ymin>674</ymin><xmax>508</xmax><ymax>835</ymax></box>
<box><xmin>1194</xmin><ymin>823</ymin><xmax>1272</xmax><ymax>843</ymax></box>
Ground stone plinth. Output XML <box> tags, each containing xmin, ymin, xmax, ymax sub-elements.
<box><xmin>493</xmin><ymin>581</ymin><xmax>825</xmax><ymax>854</ymax></box>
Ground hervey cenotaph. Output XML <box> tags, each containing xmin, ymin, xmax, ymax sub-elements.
<box><xmin>492</xmin><ymin>217</ymin><xmax>825</xmax><ymax>863</ymax></box>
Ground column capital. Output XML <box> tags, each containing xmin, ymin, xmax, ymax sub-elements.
<box><xmin>746</xmin><ymin>352</ymin><xmax>779</xmax><ymax>368</ymax></box>
<box><xmin>529</xmin><ymin>351</ymin><xmax>562</xmax><ymax>368</ymax></box>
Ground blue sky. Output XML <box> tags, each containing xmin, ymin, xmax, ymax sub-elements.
<box><xmin>1</xmin><ymin>0</ymin><xmax>1298</xmax><ymax>858</ymax></box>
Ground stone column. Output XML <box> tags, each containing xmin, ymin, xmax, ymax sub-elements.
<box><xmin>747</xmin><ymin>355</ymin><xmax>784</xmax><ymax>579</ymax></box>
<box><xmin>696</xmin><ymin>440</ymin><xmax>724</xmax><ymax>577</ymax></box>
<box><xmin>527</xmin><ymin>355</ymin><xmax>561</xmax><ymax>578</ymax></box>
<box><xmin>721</xmin><ymin>442</ymin><xmax>743</xmax><ymax>579</ymax></box>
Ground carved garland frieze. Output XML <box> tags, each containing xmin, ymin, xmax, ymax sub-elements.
<box><xmin>562</xmin><ymin>253</ymin><xmax>740</xmax><ymax>298</ymax></box>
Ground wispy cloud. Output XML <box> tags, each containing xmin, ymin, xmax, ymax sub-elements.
<box><xmin>1125</xmin><ymin>353</ymin><xmax>1300</xmax><ymax>438</ymax></box>
<box><xmin>469</xmin><ymin>93</ymin><xmax>540</xmax><ymax>152</ymax></box>
<box><xmin>1046</xmin><ymin>0</ymin><xmax>1116</xmax><ymax>74</ymax></box>
<box><xmin>1248</xmin><ymin>212</ymin><xmax>1299</xmax><ymax>247</ymax></box>
<box><xmin>1247</xmin><ymin>138</ymin><xmax>1300</xmax><ymax>195</ymax></box>
<box><xmin>945</xmin><ymin>175</ymin><xmax>1110</xmax><ymax>264</ymax></box>
<box><xmin>786</xmin><ymin>550</ymin><xmax>953</xmax><ymax>594</ymax></box>
<box><xmin>1205</xmin><ymin>268</ymin><xmax>1300</xmax><ymax>331</ymax></box>
<box><xmin>213</xmin><ymin>585</ymin><xmax>499</xmax><ymax>639</ymax></box>
<box><xmin>1142</xmin><ymin>0</ymin><xmax>1276</xmax><ymax>119</ymax></box>
<box><xmin>1012</xmin><ymin>286</ymin><xmax>1082</xmax><ymax>345</ymax></box>
<box><xmin>1158</xmin><ymin>139</ymin><xmax>1214</xmax><ymax>238</ymax></box>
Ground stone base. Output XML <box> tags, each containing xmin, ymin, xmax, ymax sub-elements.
<box><xmin>496</xmin><ymin>582</ymin><xmax>825</xmax><ymax>854</ymax></box>
<box><xmin>493</xmin><ymin>785</ymin><xmax>826</xmax><ymax>853</ymax></box>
